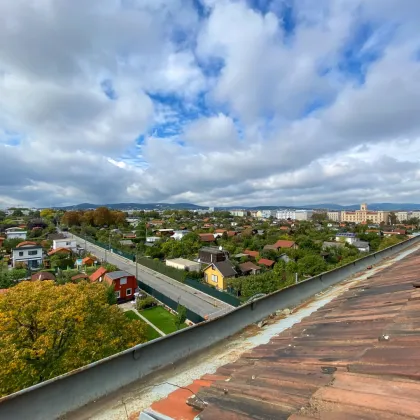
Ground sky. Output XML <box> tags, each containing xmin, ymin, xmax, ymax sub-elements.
<box><xmin>1</xmin><ymin>0</ymin><xmax>420</xmax><ymax>208</ymax></box>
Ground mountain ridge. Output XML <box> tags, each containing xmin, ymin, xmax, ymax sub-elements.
<box><xmin>54</xmin><ymin>202</ymin><xmax>420</xmax><ymax>211</ymax></box>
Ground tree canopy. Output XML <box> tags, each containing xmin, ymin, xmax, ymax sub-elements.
<box><xmin>0</xmin><ymin>281</ymin><xmax>147</xmax><ymax>397</ymax></box>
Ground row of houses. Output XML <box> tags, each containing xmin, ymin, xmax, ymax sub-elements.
<box><xmin>229</xmin><ymin>209</ymin><xmax>314</xmax><ymax>220</ymax></box>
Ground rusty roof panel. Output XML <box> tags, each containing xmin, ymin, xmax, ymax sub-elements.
<box><xmin>194</xmin><ymin>249</ymin><xmax>420</xmax><ymax>419</ymax></box>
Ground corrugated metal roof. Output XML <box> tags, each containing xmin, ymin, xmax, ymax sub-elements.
<box><xmin>104</xmin><ymin>270</ymin><xmax>131</xmax><ymax>280</ymax></box>
<box><xmin>192</xmin><ymin>250</ymin><xmax>420</xmax><ymax>419</ymax></box>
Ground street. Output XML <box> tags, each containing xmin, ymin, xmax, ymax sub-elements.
<box><xmin>70</xmin><ymin>234</ymin><xmax>234</xmax><ymax>319</ymax></box>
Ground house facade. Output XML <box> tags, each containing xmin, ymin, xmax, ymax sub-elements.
<box><xmin>52</xmin><ymin>238</ymin><xmax>77</xmax><ymax>252</ymax></box>
<box><xmin>6</xmin><ymin>228</ymin><xmax>27</xmax><ymax>240</ymax></box>
<box><xmin>103</xmin><ymin>271</ymin><xmax>137</xmax><ymax>302</ymax></box>
<box><xmin>203</xmin><ymin>261</ymin><xmax>237</xmax><ymax>290</ymax></box>
<box><xmin>340</xmin><ymin>203</ymin><xmax>390</xmax><ymax>224</ymax></box>
<box><xmin>12</xmin><ymin>244</ymin><xmax>43</xmax><ymax>268</ymax></box>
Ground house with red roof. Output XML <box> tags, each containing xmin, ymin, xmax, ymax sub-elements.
<box><xmin>258</xmin><ymin>258</ymin><xmax>276</xmax><ymax>269</ymax></box>
<box><xmin>264</xmin><ymin>240</ymin><xmax>297</xmax><ymax>251</ymax></box>
<box><xmin>243</xmin><ymin>250</ymin><xmax>260</xmax><ymax>259</ymax></box>
<box><xmin>89</xmin><ymin>266</ymin><xmax>107</xmax><ymax>283</ymax></box>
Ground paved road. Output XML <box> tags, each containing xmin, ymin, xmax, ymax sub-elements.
<box><xmin>70</xmin><ymin>234</ymin><xmax>233</xmax><ymax>319</ymax></box>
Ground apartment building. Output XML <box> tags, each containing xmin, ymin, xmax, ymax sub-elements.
<box><xmin>276</xmin><ymin>209</ymin><xmax>313</xmax><ymax>220</ymax></box>
<box><xmin>340</xmin><ymin>203</ymin><xmax>389</xmax><ymax>224</ymax></box>
<box><xmin>327</xmin><ymin>211</ymin><xmax>341</xmax><ymax>222</ymax></box>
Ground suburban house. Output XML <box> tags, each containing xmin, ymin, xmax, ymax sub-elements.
<box><xmin>258</xmin><ymin>258</ymin><xmax>276</xmax><ymax>269</ymax></box>
<box><xmin>198</xmin><ymin>233</ymin><xmax>216</xmax><ymax>243</ymax></box>
<box><xmin>103</xmin><ymin>271</ymin><xmax>137</xmax><ymax>302</ymax></box>
<box><xmin>48</xmin><ymin>247</ymin><xmax>72</xmax><ymax>257</ymax></box>
<box><xmin>322</xmin><ymin>241</ymin><xmax>345</xmax><ymax>250</ymax></box>
<box><xmin>12</xmin><ymin>243</ymin><xmax>43</xmax><ymax>268</ymax></box>
<box><xmin>82</xmin><ymin>256</ymin><xmax>95</xmax><ymax>266</ymax></box>
<box><xmin>239</xmin><ymin>261</ymin><xmax>261</xmax><ymax>276</ymax></box>
<box><xmin>171</xmin><ymin>230</ymin><xmax>191</xmax><ymax>240</ymax></box>
<box><xmin>5</xmin><ymin>227</ymin><xmax>27</xmax><ymax>240</ymax></box>
<box><xmin>353</xmin><ymin>240</ymin><xmax>370</xmax><ymax>252</ymax></box>
<box><xmin>203</xmin><ymin>261</ymin><xmax>237</xmax><ymax>290</ymax></box>
<box><xmin>335</xmin><ymin>232</ymin><xmax>357</xmax><ymax>244</ymax></box>
<box><xmin>71</xmin><ymin>273</ymin><xmax>90</xmax><ymax>282</ymax></box>
<box><xmin>52</xmin><ymin>238</ymin><xmax>77</xmax><ymax>252</ymax></box>
<box><xmin>165</xmin><ymin>258</ymin><xmax>201</xmax><ymax>272</ymax></box>
<box><xmin>198</xmin><ymin>247</ymin><xmax>228</xmax><ymax>264</ymax></box>
<box><xmin>89</xmin><ymin>266</ymin><xmax>107</xmax><ymax>283</ymax></box>
<box><xmin>31</xmin><ymin>271</ymin><xmax>56</xmax><ymax>282</ymax></box>
<box><xmin>278</xmin><ymin>253</ymin><xmax>291</xmax><ymax>263</ymax></box>
<box><xmin>263</xmin><ymin>240</ymin><xmax>297</xmax><ymax>251</ymax></box>
<box><xmin>244</xmin><ymin>249</ymin><xmax>259</xmax><ymax>258</ymax></box>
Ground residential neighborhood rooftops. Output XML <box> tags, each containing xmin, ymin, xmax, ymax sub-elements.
<box><xmin>274</xmin><ymin>239</ymin><xmax>296</xmax><ymax>248</ymax></box>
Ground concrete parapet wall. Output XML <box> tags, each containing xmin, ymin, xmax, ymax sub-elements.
<box><xmin>1</xmin><ymin>236</ymin><xmax>419</xmax><ymax>420</ymax></box>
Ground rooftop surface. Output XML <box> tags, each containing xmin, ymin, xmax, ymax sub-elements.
<box><xmin>65</xmin><ymin>242</ymin><xmax>420</xmax><ymax>420</ymax></box>
<box><xmin>193</xmin><ymin>249</ymin><xmax>420</xmax><ymax>420</ymax></box>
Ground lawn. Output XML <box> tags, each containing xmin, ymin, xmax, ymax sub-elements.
<box><xmin>124</xmin><ymin>310</ymin><xmax>162</xmax><ymax>341</ymax></box>
<box><xmin>140</xmin><ymin>306</ymin><xmax>188</xmax><ymax>335</ymax></box>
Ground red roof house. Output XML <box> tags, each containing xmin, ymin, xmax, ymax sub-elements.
<box><xmin>103</xmin><ymin>271</ymin><xmax>137</xmax><ymax>302</ymax></box>
<box><xmin>243</xmin><ymin>250</ymin><xmax>260</xmax><ymax>259</ymax></box>
<box><xmin>48</xmin><ymin>247</ymin><xmax>72</xmax><ymax>256</ymax></box>
<box><xmin>258</xmin><ymin>258</ymin><xmax>276</xmax><ymax>268</ymax></box>
<box><xmin>198</xmin><ymin>233</ymin><xmax>215</xmax><ymax>243</ymax></box>
<box><xmin>89</xmin><ymin>267</ymin><xmax>107</xmax><ymax>283</ymax></box>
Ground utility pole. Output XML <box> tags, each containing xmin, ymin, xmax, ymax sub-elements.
<box><xmin>295</xmin><ymin>272</ymin><xmax>298</xmax><ymax>284</ymax></box>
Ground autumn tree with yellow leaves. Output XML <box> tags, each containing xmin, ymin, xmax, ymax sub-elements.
<box><xmin>0</xmin><ymin>281</ymin><xmax>147</xmax><ymax>397</ymax></box>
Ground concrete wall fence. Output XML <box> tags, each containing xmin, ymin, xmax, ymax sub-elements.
<box><xmin>1</xmin><ymin>236</ymin><xmax>419</xmax><ymax>420</ymax></box>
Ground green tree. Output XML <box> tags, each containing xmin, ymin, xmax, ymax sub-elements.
<box><xmin>389</xmin><ymin>212</ymin><xmax>397</xmax><ymax>225</ymax></box>
<box><xmin>0</xmin><ymin>281</ymin><xmax>147</xmax><ymax>397</ymax></box>
<box><xmin>175</xmin><ymin>304</ymin><xmax>187</xmax><ymax>330</ymax></box>
<box><xmin>2</xmin><ymin>238</ymin><xmax>24</xmax><ymax>253</ymax></box>
<box><xmin>297</xmin><ymin>254</ymin><xmax>327</xmax><ymax>277</ymax></box>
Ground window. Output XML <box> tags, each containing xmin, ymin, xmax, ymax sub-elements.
<box><xmin>120</xmin><ymin>277</ymin><xmax>127</xmax><ymax>285</ymax></box>
<box><xmin>115</xmin><ymin>291</ymin><xmax>120</xmax><ymax>299</ymax></box>
<box><xmin>211</xmin><ymin>274</ymin><xmax>218</xmax><ymax>283</ymax></box>
<box><xmin>19</xmin><ymin>251</ymin><xmax>24</xmax><ymax>256</ymax></box>
<box><xmin>126</xmin><ymin>288</ymin><xmax>132</xmax><ymax>296</ymax></box>
<box><xmin>28</xmin><ymin>250</ymin><xmax>38</xmax><ymax>256</ymax></box>
<box><xmin>66</xmin><ymin>242</ymin><xmax>70</xmax><ymax>246</ymax></box>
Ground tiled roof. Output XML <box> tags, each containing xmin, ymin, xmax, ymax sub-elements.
<box><xmin>198</xmin><ymin>234</ymin><xmax>215</xmax><ymax>242</ymax></box>
<box><xmin>48</xmin><ymin>247</ymin><xmax>71</xmax><ymax>256</ymax></box>
<box><xmin>89</xmin><ymin>267</ymin><xmax>107</xmax><ymax>282</ymax></box>
<box><xmin>31</xmin><ymin>271</ymin><xmax>56</xmax><ymax>281</ymax></box>
<box><xmin>16</xmin><ymin>241</ymin><xmax>37</xmax><ymax>248</ymax></box>
<box><xmin>243</xmin><ymin>249</ymin><xmax>259</xmax><ymax>257</ymax></box>
<box><xmin>212</xmin><ymin>261</ymin><xmax>237</xmax><ymax>278</ymax></box>
<box><xmin>274</xmin><ymin>239</ymin><xmax>296</xmax><ymax>248</ymax></box>
<box><xmin>258</xmin><ymin>258</ymin><xmax>275</xmax><ymax>267</ymax></box>
<box><xmin>193</xmin><ymin>250</ymin><xmax>420</xmax><ymax>419</ymax></box>
<box><xmin>239</xmin><ymin>261</ymin><xmax>260</xmax><ymax>273</ymax></box>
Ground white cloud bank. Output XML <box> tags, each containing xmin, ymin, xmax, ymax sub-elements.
<box><xmin>1</xmin><ymin>0</ymin><xmax>420</xmax><ymax>207</ymax></box>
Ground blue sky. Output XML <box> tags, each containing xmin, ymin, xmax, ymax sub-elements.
<box><xmin>1</xmin><ymin>0</ymin><xmax>420</xmax><ymax>207</ymax></box>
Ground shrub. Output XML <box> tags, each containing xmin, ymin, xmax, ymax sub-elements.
<box><xmin>136</xmin><ymin>296</ymin><xmax>158</xmax><ymax>311</ymax></box>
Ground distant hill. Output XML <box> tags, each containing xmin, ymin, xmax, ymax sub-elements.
<box><xmin>54</xmin><ymin>202</ymin><xmax>420</xmax><ymax>211</ymax></box>
<box><xmin>55</xmin><ymin>202</ymin><xmax>207</xmax><ymax>210</ymax></box>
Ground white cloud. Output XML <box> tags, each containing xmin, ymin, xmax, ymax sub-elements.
<box><xmin>1</xmin><ymin>0</ymin><xmax>420</xmax><ymax>208</ymax></box>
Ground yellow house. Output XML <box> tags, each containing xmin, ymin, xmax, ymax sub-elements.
<box><xmin>203</xmin><ymin>261</ymin><xmax>237</xmax><ymax>291</ymax></box>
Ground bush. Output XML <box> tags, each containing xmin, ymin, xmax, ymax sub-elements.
<box><xmin>136</xmin><ymin>296</ymin><xmax>158</xmax><ymax>311</ymax></box>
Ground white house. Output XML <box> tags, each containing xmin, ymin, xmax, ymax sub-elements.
<box><xmin>12</xmin><ymin>244</ymin><xmax>43</xmax><ymax>269</ymax></box>
<box><xmin>353</xmin><ymin>240</ymin><xmax>370</xmax><ymax>252</ymax></box>
<box><xmin>171</xmin><ymin>230</ymin><xmax>191</xmax><ymax>240</ymax></box>
<box><xmin>5</xmin><ymin>227</ymin><xmax>27</xmax><ymax>240</ymax></box>
<box><xmin>335</xmin><ymin>232</ymin><xmax>357</xmax><ymax>244</ymax></box>
<box><xmin>165</xmin><ymin>258</ymin><xmax>201</xmax><ymax>272</ymax></box>
<box><xmin>52</xmin><ymin>238</ymin><xmax>77</xmax><ymax>252</ymax></box>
